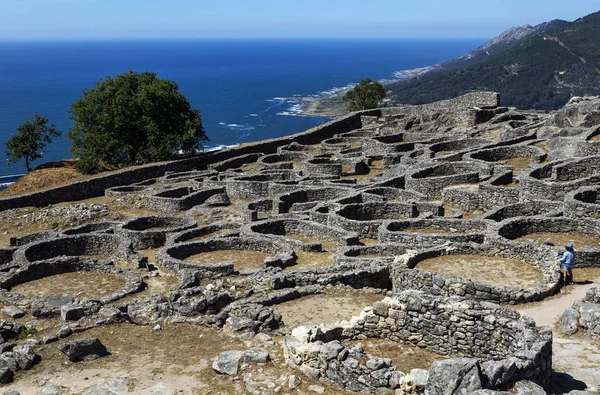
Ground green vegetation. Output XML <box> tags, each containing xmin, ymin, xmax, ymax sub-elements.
<box><xmin>5</xmin><ymin>114</ymin><xmax>61</xmax><ymax>172</ymax></box>
<box><xmin>343</xmin><ymin>78</ymin><xmax>386</xmax><ymax>111</ymax></box>
<box><xmin>388</xmin><ymin>11</ymin><xmax>600</xmax><ymax>110</ymax></box>
<box><xmin>68</xmin><ymin>70</ymin><xmax>209</xmax><ymax>174</ymax></box>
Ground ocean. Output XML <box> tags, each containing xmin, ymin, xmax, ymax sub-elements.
<box><xmin>0</xmin><ymin>38</ymin><xmax>485</xmax><ymax>177</ymax></box>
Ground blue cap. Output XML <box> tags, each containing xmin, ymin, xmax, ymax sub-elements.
<box><xmin>566</xmin><ymin>242</ymin><xmax>573</xmax><ymax>248</ymax></box>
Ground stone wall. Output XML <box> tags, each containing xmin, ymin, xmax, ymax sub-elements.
<box><xmin>283</xmin><ymin>290</ymin><xmax>552</xmax><ymax>393</ymax></box>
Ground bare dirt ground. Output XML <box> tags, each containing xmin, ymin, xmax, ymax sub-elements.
<box><xmin>187</xmin><ymin>250</ymin><xmax>270</xmax><ymax>271</ymax></box>
<box><xmin>273</xmin><ymin>288</ymin><xmax>384</xmax><ymax>328</ymax></box>
<box><xmin>416</xmin><ymin>254</ymin><xmax>543</xmax><ymax>288</ymax></box>
<box><xmin>514</xmin><ymin>268</ymin><xmax>600</xmax><ymax>393</ymax></box>
<box><xmin>348</xmin><ymin>338</ymin><xmax>448</xmax><ymax>373</ymax></box>
<box><xmin>12</xmin><ymin>272</ymin><xmax>126</xmax><ymax>299</ymax></box>
<box><xmin>2</xmin><ymin>323</ymin><xmax>248</xmax><ymax>395</ymax></box>
<box><xmin>516</xmin><ymin>232</ymin><xmax>600</xmax><ymax>248</ymax></box>
<box><xmin>500</xmin><ymin>157</ymin><xmax>534</xmax><ymax>176</ymax></box>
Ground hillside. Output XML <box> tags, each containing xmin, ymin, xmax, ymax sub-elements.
<box><xmin>434</xmin><ymin>19</ymin><xmax>569</xmax><ymax>73</ymax></box>
<box><xmin>388</xmin><ymin>10</ymin><xmax>600</xmax><ymax>110</ymax></box>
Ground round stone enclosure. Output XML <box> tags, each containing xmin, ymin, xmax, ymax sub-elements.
<box><xmin>168</xmin><ymin>222</ymin><xmax>240</xmax><ymax>244</ymax></box>
<box><xmin>481</xmin><ymin>200</ymin><xmax>563</xmax><ymax>222</ymax></box>
<box><xmin>16</xmin><ymin>234</ymin><xmax>139</xmax><ymax>264</ymax></box>
<box><xmin>379</xmin><ymin>218</ymin><xmax>486</xmax><ymax>247</ymax></box>
<box><xmin>119</xmin><ymin>216</ymin><xmax>197</xmax><ymax>249</ymax></box>
<box><xmin>496</xmin><ymin>217</ymin><xmax>600</xmax><ymax>267</ymax></box>
<box><xmin>394</xmin><ymin>242</ymin><xmax>560</xmax><ymax>304</ymax></box>
<box><xmin>242</xmin><ymin>218</ymin><xmax>359</xmax><ymax>251</ymax></box>
<box><xmin>272</xmin><ymin>287</ymin><xmax>384</xmax><ymax>328</ymax></box>
<box><xmin>330</xmin><ymin>202</ymin><xmax>421</xmax><ymax>238</ymax></box>
<box><xmin>334</xmin><ymin>244</ymin><xmax>409</xmax><ymax>266</ymax></box>
<box><xmin>405</xmin><ymin>161</ymin><xmax>491</xmax><ymax>199</ymax></box>
<box><xmin>1</xmin><ymin>256</ymin><xmax>144</xmax><ymax>305</ymax></box>
<box><xmin>156</xmin><ymin>236</ymin><xmax>295</xmax><ymax>276</ymax></box>
<box><xmin>565</xmin><ymin>185</ymin><xmax>600</xmax><ymax>219</ymax></box>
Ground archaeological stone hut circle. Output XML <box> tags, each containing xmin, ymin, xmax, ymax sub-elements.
<box><xmin>0</xmin><ymin>92</ymin><xmax>599</xmax><ymax>393</ymax></box>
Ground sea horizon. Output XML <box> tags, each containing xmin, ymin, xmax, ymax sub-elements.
<box><xmin>0</xmin><ymin>38</ymin><xmax>486</xmax><ymax>177</ymax></box>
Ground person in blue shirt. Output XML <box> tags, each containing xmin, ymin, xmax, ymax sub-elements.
<box><xmin>560</xmin><ymin>242</ymin><xmax>576</xmax><ymax>285</ymax></box>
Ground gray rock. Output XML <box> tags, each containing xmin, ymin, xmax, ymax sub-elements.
<box><xmin>212</xmin><ymin>350</ymin><xmax>244</xmax><ymax>375</ymax></box>
<box><xmin>43</xmin><ymin>336</ymin><xmax>58</xmax><ymax>344</ymax></box>
<box><xmin>40</xmin><ymin>386</ymin><xmax>64</xmax><ymax>395</ymax></box>
<box><xmin>253</xmin><ymin>333</ymin><xmax>272</xmax><ymax>344</ymax></box>
<box><xmin>560</xmin><ymin>307</ymin><xmax>580</xmax><ymax>335</ymax></box>
<box><xmin>4</xmin><ymin>391</ymin><xmax>20</xmax><ymax>395</ymax></box>
<box><xmin>57</xmin><ymin>327</ymin><xmax>72</xmax><ymax>339</ymax></box>
<box><xmin>81</xmin><ymin>377</ymin><xmax>133</xmax><ymax>395</ymax></box>
<box><xmin>243</xmin><ymin>349</ymin><xmax>270</xmax><ymax>364</ymax></box>
<box><xmin>57</xmin><ymin>338</ymin><xmax>108</xmax><ymax>362</ymax></box>
<box><xmin>308</xmin><ymin>385</ymin><xmax>325</xmax><ymax>393</ymax></box>
<box><xmin>205</xmin><ymin>193</ymin><xmax>231</xmax><ymax>207</ymax></box>
<box><xmin>288</xmin><ymin>375</ymin><xmax>301</xmax><ymax>389</ymax></box>
<box><xmin>12</xmin><ymin>344</ymin><xmax>37</xmax><ymax>370</ymax></box>
<box><xmin>425</xmin><ymin>358</ymin><xmax>483</xmax><ymax>395</ymax></box>
<box><xmin>0</xmin><ymin>367</ymin><xmax>13</xmax><ymax>384</ymax></box>
<box><xmin>481</xmin><ymin>359</ymin><xmax>518</xmax><ymax>389</ymax></box>
<box><xmin>31</xmin><ymin>295</ymin><xmax>74</xmax><ymax>318</ymax></box>
<box><xmin>366</xmin><ymin>357</ymin><xmax>391</xmax><ymax>370</ymax></box>
<box><xmin>98</xmin><ymin>307</ymin><xmax>121</xmax><ymax>321</ymax></box>
<box><xmin>411</xmin><ymin>369</ymin><xmax>429</xmax><ymax>389</ymax></box>
<box><xmin>2</xmin><ymin>306</ymin><xmax>24</xmax><ymax>319</ymax></box>
<box><xmin>61</xmin><ymin>305</ymin><xmax>84</xmax><ymax>321</ymax></box>
<box><xmin>514</xmin><ymin>380</ymin><xmax>547</xmax><ymax>395</ymax></box>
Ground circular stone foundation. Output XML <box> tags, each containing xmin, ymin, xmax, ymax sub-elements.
<box><xmin>187</xmin><ymin>250</ymin><xmax>271</xmax><ymax>271</ymax></box>
<box><xmin>157</xmin><ymin>237</ymin><xmax>295</xmax><ymax>277</ymax></box>
<box><xmin>394</xmin><ymin>242</ymin><xmax>560</xmax><ymax>304</ymax></box>
<box><xmin>498</xmin><ymin>217</ymin><xmax>600</xmax><ymax>247</ymax></box>
<box><xmin>119</xmin><ymin>216</ymin><xmax>197</xmax><ymax>249</ymax></box>
<box><xmin>272</xmin><ymin>288</ymin><xmax>384</xmax><ymax>328</ymax></box>
<box><xmin>379</xmin><ymin>219</ymin><xmax>486</xmax><ymax>247</ymax></box>
<box><xmin>415</xmin><ymin>254</ymin><xmax>542</xmax><ymax>289</ymax></box>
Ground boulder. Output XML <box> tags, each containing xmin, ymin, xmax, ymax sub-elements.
<box><xmin>205</xmin><ymin>193</ymin><xmax>231</xmax><ymax>207</ymax></box>
<box><xmin>31</xmin><ymin>295</ymin><xmax>74</xmax><ymax>318</ymax></box>
<box><xmin>243</xmin><ymin>349</ymin><xmax>270</xmax><ymax>364</ymax></box>
<box><xmin>212</xmin><ymin>350</ymin><xmax>244</xmax><ymax>375</ymax></box>
<box><xmin>514</xmin><ymin>380</ymin><xmax>547</xmax><ymax>395</ymax></box>
<box><xmin>61</xmin><ymin>305</ymin><xmax>85</xmax><ymax>321</ymax></box>
<box><xmin>2</xmin><ymin>306</ymin><xmax>24</xmax><ymax>319</ymax></box>
<box><xmin>560</xmin><ymin>307</ymin><xmax>580</xmax><ymax>335</ymax></box>
<box><xmin>0</xmin><ymin>367</ymin><xmax>13</xmax><ymax>384</ymax></box>
<box><xmin>425</xmin><ymin>358</ymin><xmax>483</xmax><ymax>395</ymax></box>
<box><xmin>57</xmin><ymin>338</ymin><xmax>108</xmax><ymax>362</ymax></box>
<box><xmin>12</xmin><ymin>344</ymin><xmax>37</xmax><ymax>370</ymax></box>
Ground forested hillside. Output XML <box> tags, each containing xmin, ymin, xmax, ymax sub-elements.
<box><xmin>388</xmin><ymin>11</ymin><xmax>600</xmax><ymax>110</ymax></box>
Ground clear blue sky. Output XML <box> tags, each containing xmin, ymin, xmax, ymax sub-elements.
<box><xmin>1</xmin><ymin>0</ymin><xmax>599</xmax><ymax>40</ymax></box>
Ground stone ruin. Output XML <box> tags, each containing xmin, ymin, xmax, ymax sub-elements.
<box><xmin>0</xmin><ymin>92</ymin><xmax>600</xmax><ymax>393</ymax></box>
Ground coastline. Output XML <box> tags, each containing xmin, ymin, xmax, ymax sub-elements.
<box><xmin>288</xmin><ymin>74</ymin><xmax>420</xmax><ymax>118</ymax></box>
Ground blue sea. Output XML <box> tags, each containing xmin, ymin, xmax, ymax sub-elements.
<box><xmin>0</xmin><ymin>38</ymin><xmax>484</xmax><ymax>177</ymax></box>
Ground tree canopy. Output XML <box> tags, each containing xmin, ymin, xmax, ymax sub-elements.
<box><xmin>68</xmin><ymin>70</ymin><xmax>209</xmax><ymax>174</ymax></box>
<box><xmin>5</xmin><ymin>114</ymin><xmax>61</xmax><ymax>172</ymax></box>
<box><xmin>343</xmin><ymin>78</ymin><xmax>387</xmax><ymax>112</ymax></box>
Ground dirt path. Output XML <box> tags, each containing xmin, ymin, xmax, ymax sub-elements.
<box><xmin>513</xmin><ymin>273</ymin><xmax>600</xmax><ymax>394</ymax></box>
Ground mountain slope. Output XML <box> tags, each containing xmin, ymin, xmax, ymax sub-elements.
<box><xmin>434</xmin><ymin>19</ymin><xmax>569</xmax><ymax>73</ymax></box>
<box><xmin>388</xmin><ymin>11</ymin><xmax>600</xmax><ymax>110</ymax></box>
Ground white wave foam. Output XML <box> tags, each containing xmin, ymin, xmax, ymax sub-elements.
<box><xmin>218</xmin><ymin>123</ymin><xmax>256</xmax><ymax>132</ymax></box>
<box><xmin>205</xmin><ymin>144</ymin><xmax>240</xmax><ymax>152</ymax></box>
